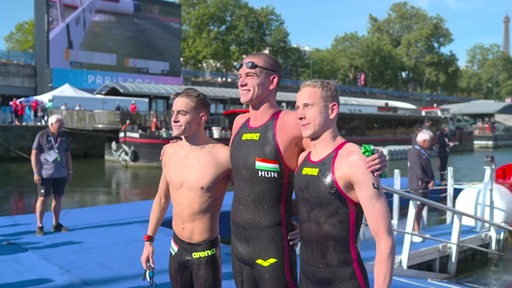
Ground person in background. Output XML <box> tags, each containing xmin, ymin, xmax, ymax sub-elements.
<box><xmin>114</xmin><ymin>102</ymin><xmax>121</xmax><ymax>111</ymax></box>
<box><xmin>230</xmin><ymin>52</ymin><xmax>388</xmax><ymax>287</ymax></box>
<box><xmin>46</xmin><ymin>99</ymin><xmax>54</xmax><ymax>110</ymax></box>
<box><xmin>422</xmin><ymin>118</ymin><xmax>432</xmax><ymax>131</ymax></box>
<box><xmin>130</xmin><ymin>101</ymin><xmax>138</xmax><ymax>114</ymax></box>
<box><xmin>411</xmin><ymin>123</ymin><xmax>422</xmax><ymax>145</ymax></box>
<box><xmin>437</xmin><ymin>124</ymin><xmax>458</xmax><ymax>185</ymax></box>
<box><xmin>140</xmin><ymin>88</ymin><xmax>231</xmax><ymax>288</ymax></box>
<box><xmin>17</xmin><ymin>101</ymin><xmax>26</xmax><ymax>125</ymax></box>
<box><xmin>407</xmin><ymin>129</ymin><xmax>434</xmax><ymax>243</ymax></box>
<box><xmin>39</xmin><ymin>102</ymin><xmax>48</xmax><ymax>125</ymax></box>
<box><xmin>9</xmin><ymin>98</ymin><xmax>19</xmax><ymax>124</ymax></box>
<box><xmin>294</xmin><ymin>80</ymin><xmax>395</xmax><ymax>288</ymax></box>
<box><xmin>60</xmin><ymin>103</ymin><xmax>67</xmax><ymax>110</ymax></box>
<box><xmin>31</xmin><ymin>100</ymin><xmax>39</xmax><ymax>124</ymax></box>
<box><xmin>121</xmin><ymin>120</ymin><xmax>131</xmax><ymax>131</ymax></box>
<box><xmin>150</xmin><ymin>114</ymin><xmax>161</xmax><ymax>134</ymax></box>
<box><xmin>31</xmin><ymin>114</ymin><xmax>72</xmax><ymax>236</ymax></box>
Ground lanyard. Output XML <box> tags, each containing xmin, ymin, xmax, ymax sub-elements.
<box><xmin>50</xmin><ymin>134</ymin><xmax>60</xmax><ymax>152</ymax></box>
<box><xmin>413</xmin><ymin>145</ymin><xmax>429</xmax><ymax>158</ymax></box>
<box><xmin>50</xmin><ymin>134</ymin><xmax>61</xmax><ymax>161</ymax></box>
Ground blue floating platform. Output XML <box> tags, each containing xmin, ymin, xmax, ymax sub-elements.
<box><xmin>0</xmin><ymin>191</ymin><xmax>474</xmax><ymax>287</ymax></box>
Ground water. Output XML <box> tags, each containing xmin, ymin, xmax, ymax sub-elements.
<box><xmin>1</xmin><ymin>147</ymin><xmax>511</xmax><ymax>287</ymax></box>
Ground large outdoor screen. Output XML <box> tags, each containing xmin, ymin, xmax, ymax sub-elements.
<box><xmin>48</xmin><ymin>0</ymin><xmax>182</xmax><ymax>90</ymax></box>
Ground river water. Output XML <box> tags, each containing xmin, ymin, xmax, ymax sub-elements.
<box><xmin>1</xmin><ymin>147</ymin><xmax>511</xmax><ymax>286</ymax></box>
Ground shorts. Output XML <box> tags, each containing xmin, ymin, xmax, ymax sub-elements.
<box><xmin>410</xmin><ymin>189</ymin><xmax>428</xmax><ymax>198</ymax></box>
<box><xmin>37</xmin><ymin>177</ymin><xmax>67</xmax><ymax>197</ymax></box>
<box><xmin>410</xmin><ymin>189</ymin><xmax>429</xmax><ymax>208</ymax></box>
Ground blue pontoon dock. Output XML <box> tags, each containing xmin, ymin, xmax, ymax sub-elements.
<box><xmin>2</xmin><ymin>185</ymin><xmax>510</xmax><ymax>288</ymax></box>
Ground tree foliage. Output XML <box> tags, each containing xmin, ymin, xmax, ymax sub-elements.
<box><xmin>344</xmin><ymin>2</ymin><xmax>458</xmax><ymax>93</ymax></box>
<box><xmin>179</xmin><ymin>0</ymin><xmax>305</xmax><ymax>78</ymax></box>
<box><xmin>4</xmin><ymin>19</ymin><xmax>34</xmax><ymax>52</ymax></box>
<box><xmin>459</xmin><ymin>44</ymin><xmax>512</xmax><ymax>100</ymax></box>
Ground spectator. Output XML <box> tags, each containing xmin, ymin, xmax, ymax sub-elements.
<box><xmin>121</xmin><ymin>120</ymin><xmax>130</xmax><ymax>131</ymax></box>
<box><xmin>114</xmin><ymin>102</ymin><xmax>121</xmax><ymax>111</ymax></box>
<box><xmin>130</xmin><ymin>101</ymin><xmax>137</xmax><ymax>114</ymax></box>
<box><xmin>407</xmin><ymin>129</ymin><xmax>434</xmax><ymax>243</ymax></box>
<box><xmin>31</xmin><ymin>100</ymin><xmax>39</xmax><ymax>124</ymax></box>
<box><xmin>150</xmin><ymin>114</ymin><xmax>161</xmax><ymax>133</ymax></box>
<box><xmin>17</xmin><ymin>101</ymin><xmax>26</xmax><ymax>125</ymax></box>
<box><xmin>437</xmin><ymin>124</ymin><xmax>458</xmax><ymax>185</ymax></box>
<box><xmin>31</xmin><ymin>114</ymin><xmax>72</xmax><ymax>236</ymax></box>
<box><xmin>9</xmin><ymin>98</ymin><xmax>19</xmax><ymax>124</ymax></box>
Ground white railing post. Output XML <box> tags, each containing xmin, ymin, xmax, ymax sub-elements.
<box><xmin>447</xmin><ymin>213</ymin><xmax>462</xmax><ymax>275</ymax></box>
<box><xmin>446</xmin><ymin>167</ymin><xmax>454</xmax><ymax>224</ymax></box>
<box><xmin>392</xmin><ymin>169</ymin><xmax>401</xmax><ymax>232</ymax></box>
<box><xmin>477</xmin><ymin>155</ymin><xmax>495</xmax><ymax>231</ymax></box>
<box><xmin>401</xmin><ymin>200</ymin><xmax>417</xmax><ymax>269</ymax></box>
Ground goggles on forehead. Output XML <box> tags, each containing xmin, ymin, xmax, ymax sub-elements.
<box><xmin>235</xmin><ymin>61</ymin><xmax>279</xmax><ymax>74</ymax></box>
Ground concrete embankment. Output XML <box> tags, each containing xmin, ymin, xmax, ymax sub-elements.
<box><xmin>0</xmin><ymin>125</ymin><xmax>109</xmax><ymax>161</ymax></box>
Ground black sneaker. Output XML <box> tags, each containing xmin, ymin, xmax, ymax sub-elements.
<box><xmin>52</xmin><ymin>223</ymin><xmax>69</xmax><ymax>232</ymax></box>
<box><xmin>36</xmin><ymin>226</ymin><xmax>45</xmax><ymax>237</ymax></box>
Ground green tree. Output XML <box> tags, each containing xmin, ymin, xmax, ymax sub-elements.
<box><xmin>460</xmin><ymin>43</ymin><xmax>512</xmax><ymax>100</ymax></box>
<box><xmin>367</xmin><ymin>2</ymin><xmax>459</xmax><ymax>94</ymax></box>
<box><xmin>179</xmin><ymin>0</ymin><xmax>293</xmax><ymax>79</ymax></box>
<box><xmin>4</xmin><ymin>19</ymin><xmax>35</xmax><ymax>52</ymax></box>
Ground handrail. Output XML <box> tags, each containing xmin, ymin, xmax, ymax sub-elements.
<box><xmin>380</xmin><ymin>164</ymin><xmax>512</xmax><ymax>276</ymax></box>
<box><xmin>382</xmin><ymin>185</ymin><xmax>512</xmax><ymax>233</ymax></box>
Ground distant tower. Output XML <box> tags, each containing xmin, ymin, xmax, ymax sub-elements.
<box><xmin>504</xmin><ymin>13</ymin><xmax>510</xmax><ymax>55</ymax></box>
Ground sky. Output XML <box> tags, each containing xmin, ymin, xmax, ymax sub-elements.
<box><xmin>1</xmin><ymin>0</ymin><xmax>512</xmax><ymax>65</ymax></box>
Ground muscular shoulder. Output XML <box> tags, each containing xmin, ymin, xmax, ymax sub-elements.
<box><xmin>160</xmin><ymin>139</ymin><xmax>182</xmax><ymax>161</ymax></box>
<box><xmin>232</xmin><ymin>113</ymin><xmax>250</xmax><ymax>134</ymax></box>
<box><xmin>334</xmin><ymin>142</ymin><xmax>367</xmax><ymax>176</ymax></box>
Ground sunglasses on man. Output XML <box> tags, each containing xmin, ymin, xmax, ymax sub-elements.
<box><xmin>235</xmin><ymin>61</ymin><xmax>280</xmax><ymax>74</ymax></box>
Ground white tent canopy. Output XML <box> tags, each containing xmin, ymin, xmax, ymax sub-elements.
<box><xmin>19</xmin><ymin>83</ymin><xmax>94</xmax><ymax>104</ymax></box>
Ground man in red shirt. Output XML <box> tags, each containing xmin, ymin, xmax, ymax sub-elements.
<box><xmin>130</xmin><ymin>101</ymin><xmax>137</xmax><ymax>114</ymax></box>
<box><xmin>32</xmin><ymin>100</ymin><xmax>39</xmax><ymax>123</ymax></box>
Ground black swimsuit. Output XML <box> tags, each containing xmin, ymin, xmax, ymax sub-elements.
<box><xmin>168</xmin><ymin>234</ymin><xmax>221</xmax><ymax>288</ymax></box>
<box><xmin>294</xmin><ymin>142</ymin><xmax>369</xmax><ymax>288</ymax></box>
<box><xmin>230</xmin><ymin>111</ymin><xmax>298</xmax><ymax>288</ymax></box>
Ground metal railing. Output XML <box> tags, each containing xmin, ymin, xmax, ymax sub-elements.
<box><xmin>383</xmin><ymin>157</ymin><xmax>512</xmax><ymax>275</ymax></box>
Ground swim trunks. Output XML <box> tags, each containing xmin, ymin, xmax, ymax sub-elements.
<box><xmin>168</xmin><ymin>234</ymin><xmax>221</xmax><ymax>288</ymax></box>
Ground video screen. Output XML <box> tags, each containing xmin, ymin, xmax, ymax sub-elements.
<box><xmin>48</xmin><ymin>0</ymin><xmax>182</xmax><ymax>90</ymax></box>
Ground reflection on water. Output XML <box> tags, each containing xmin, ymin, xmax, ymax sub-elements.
<box><xmin>0</xmin><ymin>159</ymin><xmax>161</xmax><ymax>217</ymax></box>
<box><xmin>1</xmin><ymin>147</ymin><xmax>511</xmax><ymax>217</ymax></box>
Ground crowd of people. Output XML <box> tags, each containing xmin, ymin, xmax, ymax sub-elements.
<box><xmin>8</xmin><ymin>98</ymin><xmax>49</xmax><ymax>125</ymax></box>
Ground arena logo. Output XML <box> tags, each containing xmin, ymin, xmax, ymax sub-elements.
<box><xmin>192</xmin><ymin>248</ymin><xmax>217</xmax><ymax>258</ymax></box>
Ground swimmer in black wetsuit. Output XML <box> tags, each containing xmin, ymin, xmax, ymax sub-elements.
<box><xmin>231</xmin><ymin>54</ymin><xmax>389</xmax><ymax>288</ymax></box>
<box><xmin>231</xmin><ymin>110</ymin><xmax>298</xmax><ymax>287</ymax></box>
<box><xmin>294</xmin><ymin>80</ymin><xmax>395</xmax><ymax>288</ymax></box>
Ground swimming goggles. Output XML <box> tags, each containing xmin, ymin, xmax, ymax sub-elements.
<box><xmin>235</xmin><ymin>61</ymin><xmax>280</xmax><ymax>74</ymax></box>
<box><xmin>142</xmin><ymin>265</ymin><xmax>157</xmax><ymax>287</ymax></box>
